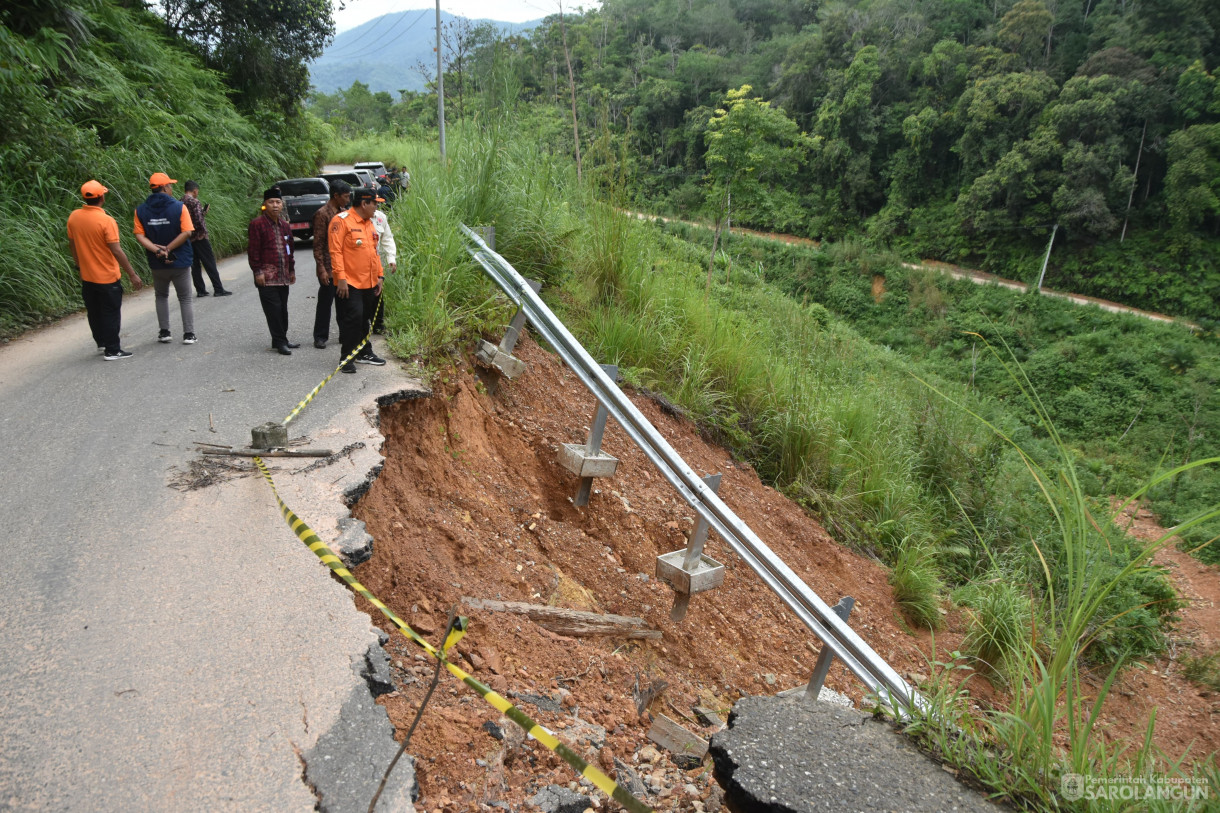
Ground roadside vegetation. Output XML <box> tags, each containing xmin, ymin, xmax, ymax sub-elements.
<box><xmin>332</xmin><ymin>119</ymin><xmax>1217</xmax><ymax>808</ymax></box>
<box><xmin>662</xmin><ymin>221</ymin><xmax>1220</xmax><ymax>569</ymax></box>
<box><xmin>2</xmin><ymin>0</ymin><xmax>331</xmax><ymax>336</ymax></box>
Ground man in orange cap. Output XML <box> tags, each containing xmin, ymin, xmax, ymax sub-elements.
<box><xmin>134</xmin><ymin>171</ymin><xmax>197</xmax><ymax>345</ymax></box>
<box><xmin>328</xmin><ymin>187</ymin><xmax>385</xmax><ymax>373</ymax></box>
<box><xmin>66</xmin><ymin>181</ymin><xmax>144</xmax><ymax>359</ymax></box>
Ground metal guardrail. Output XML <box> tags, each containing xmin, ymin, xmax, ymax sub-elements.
<box><xmin>461</xmin><ymin>224</ymin><xmax>924</xmax><ymax>714</ymax></box>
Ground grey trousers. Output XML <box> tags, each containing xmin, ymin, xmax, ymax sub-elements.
<box><xmin>152</xmin><ymin>267</ymin><xmax>195</xmax><ymax>334</ymax></box>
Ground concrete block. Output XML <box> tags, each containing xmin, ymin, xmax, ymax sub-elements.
<box><xmin>558</xmin><ymin>442</ymin><xmax>619</xmax><ymax>478</ymax></box>
<box><xmin>656</xmin><ymin>549</ymin><xmax>725</xmax><ymax>596</ymax></box>
<box><xmin>476</xmin><ymin>340</ymin><xmax>528</xmax><ymax>379</ymax></box>
<box><xmin>251</xmin><ymin>421</ymin><xmax>287</xmax><ymax>450</ymax></box>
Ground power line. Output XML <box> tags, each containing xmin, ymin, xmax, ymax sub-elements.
<box><xmin>323</xmin><ymin>14</ymin><xmax>391</xmax><ymax>58</ymax></box>
<box><xmin>373</xmin><ymin>8</ymin><xmax>431</xmax><ymax>52</ymax></box>
<box><xmin>325</xmin><ymin>10</ymin><xmax>408</xmax><ymax>58</ymax></box>
<box><xmin>325</xmin><ymin>8</ymin><xmax>431</xmax><ymax>59</ymax></box>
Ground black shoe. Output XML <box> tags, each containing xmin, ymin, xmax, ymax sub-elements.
<box><xmin>275</xmin><ymin>344</ymin><xmax>292</xmax><ymax>356</ymax></box>
<box><xmin>196</xmin><ymin>290</ymin><xmax>210</xmax><ymax>297</ymax></box>
<box><xmin>158</xmin><ymin>329</ymin><xmax>172</xmax><ymax>343</ymax></box>
<box><xmin>214</xmin><ymin>289</ymin><xmax>233</xmax><ymax>297</ymax></box>
<box><xmin>182</xmin><ymin>333</ymin><xmax>198</xmax><ymax>345</ymax></box>
<box><xmin>284</xmin><ymin>341</ymin><xmax>300</xmax><ymax>349</ymax></box>
<box><xmin>103</xmin><ymin>349</ymin><xmax>133</xmax><ymax>360</ymax></box>
<box><xmin>340</xmin><ymin>361</ymin><xmax>357</xmax><ymax>373</ymax></box>
<box><xmin>356</xmin><ymin>353</ymin><xmax>386</xmax><ymax>366</ymax></box>
<box><xmin>314</xmin><ymin>339</ymin><xmax>327</xmax><ymax>349</ymax></box>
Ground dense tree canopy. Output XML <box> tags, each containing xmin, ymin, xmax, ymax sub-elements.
<box><xmin>156</xmin><ymin>0</ymin><xmax>333</xmax><ymax>112</ymax></box>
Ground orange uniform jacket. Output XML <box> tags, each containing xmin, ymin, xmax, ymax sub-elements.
<box><xmin>327</xmin><ymin>210</ymin><xmax>383</xmax><ymax>289</ymax></box>
<box><xmin>67</xmin><ymin>205</ymin><xmax>122</xmax><ymax>284</ymax></box>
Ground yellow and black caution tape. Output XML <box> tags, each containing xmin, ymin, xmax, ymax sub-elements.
<box><xmin>281</xmin><ymin>295</ymin><xmax>385</xmax><ymax>427</ymax></box>
<box><xmin>253</xmin><ymin>457</ymin><xmax>652</xmax><ymax>813</ymax></box>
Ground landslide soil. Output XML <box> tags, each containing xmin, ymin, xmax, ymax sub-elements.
<box><xmin>350</xmin><ymin>337</ymin><xmax>1220</xmax><ymax>813</ymax></box>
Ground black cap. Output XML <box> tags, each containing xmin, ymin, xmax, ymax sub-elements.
<box><xmin>263</xmin><ymin>186</ymin><xmax>282</xmax><ymax>201</ymax></box>
<box><xmin>351</xmin><ymin>188</ymin><xmax>376</xmax><ymax>206</ymax></box>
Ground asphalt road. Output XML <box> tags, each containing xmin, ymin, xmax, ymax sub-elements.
<box><xmin>0</xmin><ymin>240</ymin><xmax>423</xmax><ymax>811</ymax></box>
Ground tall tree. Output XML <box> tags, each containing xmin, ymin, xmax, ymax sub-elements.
<box><xmin>703</xmin><ymin>84</ymin><xmax>808</xmax><ymax>288</ymax></box>
<box><xmin>157</xmin><ymin>0</ymin><xmax>333</xmax><ymax>113</ymax></box>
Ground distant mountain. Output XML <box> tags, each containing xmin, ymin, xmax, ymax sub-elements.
<box><xmin>309</xmin><ymin>10</ymin><xmax>540</xmax><ymax>95</ymax></box>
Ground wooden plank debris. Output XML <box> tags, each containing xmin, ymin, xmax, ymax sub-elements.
<box><xmin>692</xmin><ymin>706</ymin><xmax>725</xmax><ymax>729</ymax></box>
<box><xmin>647</xmin><ymin>713</ymin><xmax>708</xmax><ymax>760</ymax></box>
<box><xmin>461</xmin><ymin>597</ymin><xmax>662</xmax><ymax>640</ymax></box>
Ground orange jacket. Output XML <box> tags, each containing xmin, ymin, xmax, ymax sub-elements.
<box><xmin>327</xmin><ymin>209</ymin><xmax>383</xmax><ymax>289</ymax></box>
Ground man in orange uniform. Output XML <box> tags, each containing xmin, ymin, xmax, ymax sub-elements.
<box><xmin>66</xmin><ymin>180</ymin><xmax>144</xmax><ymax>359</ymax></box>
<box><xmin>328</xmin><ymin>188</ymin><xmax>386</xmax><ymax>374</ymax></box>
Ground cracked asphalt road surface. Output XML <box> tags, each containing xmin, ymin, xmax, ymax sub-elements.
<box><xmin>0</xmin><ymin>245</ymin><xmax>423</xmax><ymax>811</ymax></box>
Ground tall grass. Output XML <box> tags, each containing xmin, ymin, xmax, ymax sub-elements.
<box><xmin>902</xmin><ymin>343</ymin><xmax>1220</xmax><ymax>808</ymax></box>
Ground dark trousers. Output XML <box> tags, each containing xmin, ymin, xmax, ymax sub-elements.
<box><xmin>257</xmin><ymin>284</ymin><xmax>291</xmax><ymax>347</ymax></box>
<box><xmin>82</xmin><ymin>279</ymin><xmax>123</xmax><ymax>353</ymax></box>
<box><xmin>190</xmin><ymin>239</ymin><xmax>224</xmax><ymax>294</ymax></box>
<box><xmin>314</xmin><ymin>281</ymin><xmax>336</xmax><ymax>342</ymax></box>
<box><xmin>336</xmin><ymin>285</ymin><xmax>379</xmax><ymax>361</ymax></box>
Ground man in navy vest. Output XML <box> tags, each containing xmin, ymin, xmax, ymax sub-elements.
<box><xmin>134</xmin><ymin>172</ymin><xmax>197</xmax><ymax>345</ymax></box>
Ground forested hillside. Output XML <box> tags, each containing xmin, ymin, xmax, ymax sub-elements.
<box><xmin>0</xmin><ymin>0</ymin><xmax>332</xmax><ymax>334</ymax></box>
<box><xmin>335</xmin><ymin>0</ymin><xmax>1219</xmax><ymax>320</ymax></box>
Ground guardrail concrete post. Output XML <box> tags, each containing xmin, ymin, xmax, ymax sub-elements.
<box><xmin>557</xmin><ymin>364</ymin><xmax>620</xmax><ymax>506</ymax></box>
<box><xmin>476</xmin><ymin>277</ymin><xmax>541</xmax><ymax>379</ymax></box>
<box><xmin>658</xmin><ymin>473</ymin><xmax>726</xmax><ymax>621</ymax></box>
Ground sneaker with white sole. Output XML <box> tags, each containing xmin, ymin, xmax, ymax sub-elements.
<box><xmin>157</xmin><ymin>329</ymin><xmax>172</xmax><ymax>343</ymax></box>
<box><xmin>182</xmin><ymin>333</ymin><xmax>198</xmax><ymax>344</ymax></box>
<box><xmin>103</xmin><ymin>349</ymin><xmax>133</xmax><ymax>360</ymax></box>
<box><xmin>355</xmin><ymin>353</ymin><xmax>386</xmax><ymax>366</ymax></box>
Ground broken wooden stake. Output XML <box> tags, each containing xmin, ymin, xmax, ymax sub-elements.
<box><xmin>461</xmin><ymin>597</ymin><xmax>662</xmax><ymax>639</ymax></box>
<box><xmin>201</xmin><ymin>448</ymin><xmax>334</xmax><ymax>458</ymax></box>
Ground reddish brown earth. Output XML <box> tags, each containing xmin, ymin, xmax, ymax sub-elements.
<box><xmin>349</xmin><ymin>337</ymin><xmax>1219</xmax><ymax>812</ymax></box>
<box><xmin>1097</xmin><ymin>505</ymin><xmax>1220</xmax><ymax>759</ymax></box>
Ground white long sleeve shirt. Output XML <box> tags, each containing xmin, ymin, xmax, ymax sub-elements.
<box><xmin>371</xmin><ymin>209</ymin><xmax>397</xmax><ymax>267</ymax></box>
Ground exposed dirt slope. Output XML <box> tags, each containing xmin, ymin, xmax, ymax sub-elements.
<box><xmin>349</xmin><ymin>337</ymin><xmax>1218</xmax><ymax>812</ymax></box>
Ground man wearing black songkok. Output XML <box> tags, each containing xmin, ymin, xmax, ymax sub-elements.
<box><xmin>247</xmin><ymin>186</ymin><xmax>298</xmax><ymax>354</ymax></box>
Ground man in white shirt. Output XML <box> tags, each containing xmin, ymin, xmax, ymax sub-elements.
<box><xmin>370</xmin><ymin>196</ymin><xmax>397</xmax><ymax>334</ymax></box>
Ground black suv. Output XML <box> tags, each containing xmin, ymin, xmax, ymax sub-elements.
<box><xmin>274</xmin><ymin>178</ymin><xmax>330</xmax><ymax>241</ymax></box>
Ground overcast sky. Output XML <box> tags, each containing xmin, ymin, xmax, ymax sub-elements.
<box><xmin>333</xmin><ymin>0</ymin><xmax>600</xmax><ymax>31</ymax></box>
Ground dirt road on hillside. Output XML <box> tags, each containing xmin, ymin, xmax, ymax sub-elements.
<box><xmin>628</xmin><ymin>211</ymin><xmax>1198</xmax><ymax>330</ymax></box>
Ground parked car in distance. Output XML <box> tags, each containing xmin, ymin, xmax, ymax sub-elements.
<box><xmin>274</xmin><ymin>177</ymin><xmax>330</xmax><ymax>241</ymax></box>
<box><xmin>354</xmin><ymin>161</ymin><xmax>389</xmax><ymax>179</ymax></box>
<box><xmin>321</xmin><ymin>170</ymin><xmax>377</xmax><ymax>192</ymax></box>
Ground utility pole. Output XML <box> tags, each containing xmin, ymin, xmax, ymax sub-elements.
<box><xmin>1036</xmin><ymin>223</ymin><xmax>1058</xmax><ymax>293</ymax></box>
<box><xmin>436</xmin><ymin>0</ymin><xmax>445</xmax><ymax>161</ymax></box>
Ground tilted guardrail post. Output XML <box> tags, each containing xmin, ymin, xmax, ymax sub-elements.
<box><xmin>557</xmin><ymin>364</ymin><xmax>622</xmax><ymax>506</ymax></box>
<box><xmin>657</xmin><ymin>473</ymin><xmax>726</xmax><ymax>621</ymax></box>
